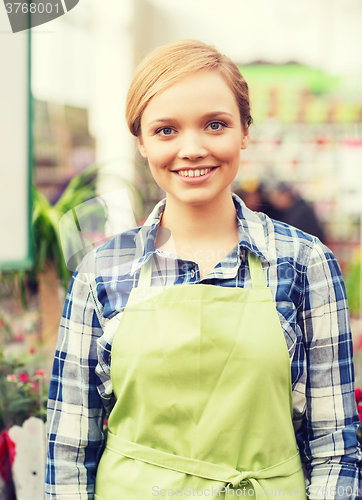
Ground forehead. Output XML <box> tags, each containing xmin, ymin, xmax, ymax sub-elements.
<box><xmin>142</xmin><ymin>70</ymin><xmax>239</xmax><ymax>120</ymax></box>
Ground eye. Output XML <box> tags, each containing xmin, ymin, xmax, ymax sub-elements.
<box><xmin>207</xmin><ymin>121</ymin><xmax>226</xmax><ymax>131</ymax></box>
<box><xmin>156</xmin><ymin>127</ymin><xmax>175</xmax><ymax>136</ymax></box>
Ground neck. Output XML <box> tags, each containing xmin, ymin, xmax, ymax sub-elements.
<box><xmin>159</xmin><ymin>190</ymin><xmax>237</xmax><ymax>245</ymax></box>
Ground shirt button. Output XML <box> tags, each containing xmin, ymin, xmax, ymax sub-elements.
<box><xmin>191</xmin><ymin>269</ymin><xmax>195</xmax><ymax>278</ymax></box>
<box><xmin>139</xmin><ymin>290</ymin><xmax>145</xmax><ymax>298</ymax></box>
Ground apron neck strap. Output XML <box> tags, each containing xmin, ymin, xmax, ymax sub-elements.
<box><xmin>137</xmin><ymin>254</ymin><xmax>166</xmax><ymax>289</ymax></box>
<box><xmin>137</xmin><ymin>256</ymin><xmax>153</xmax><ymax>289</ymax></box>
<box><xmin>247</xmin><ymin>251</ymin><xmax>267</xmax><ymax>289</ymax></box>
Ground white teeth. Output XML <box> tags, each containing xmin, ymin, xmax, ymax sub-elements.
<box><xmin>178</xmin><ymin>168</ymin><xmax>212</xmax><ymax>177</ymax></box>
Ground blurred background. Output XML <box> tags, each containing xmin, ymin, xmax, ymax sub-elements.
<box><xmin>1</xmin><ymin>1</ymin><xmax>362</xmax><ymax>494</ymax></box>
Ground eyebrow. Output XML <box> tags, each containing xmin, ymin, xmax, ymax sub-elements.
<box><xmin>204</xmin><ymin>112</ymin><xmax>234</xmax><ymax>119</ymax></box>
<box><xmin>148</xmin><ymin>118</ymin><xmax>175</xmax><ymax>126</ymax></box>
<box><xmin>147</xmin><ymin>111</ymin><xmax>234</xmax><ymax>128</ymax></box>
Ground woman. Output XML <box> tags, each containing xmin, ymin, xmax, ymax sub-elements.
<box><xmin>46</xmin><ymin>40</ymin><xmax>362</xmax><ymax>499</ymax></box>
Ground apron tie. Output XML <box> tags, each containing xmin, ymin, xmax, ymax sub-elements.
<box><xmin>106</xmin><ymin>431</ymin><xmax>302</xmax><ymax>500</ymax></box>
<box><xmin>225</xmin><ymin>473</ymin><xmax>261</xmax><ymax>499</ymax></box>
<box><xmin>225</xmin><ymin>471</ymin><xmax>263</xmax><ymax>500</ymax></box>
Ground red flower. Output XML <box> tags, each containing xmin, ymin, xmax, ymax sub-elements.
<box><xmin>0</xmin><ymin>431</ymin><xmax>16</xmax><ymax>483</ymax></box>
<box><xmin>0</xmin><ymin>433</ymin><xmax>9</xmax><ymax>483</ymax></box>
<box><xmin>356</xmin><ymin>387</ymin><xmax>362</xmax><ymax>403</ymax></box>
<box><xmin>29</xmin><ymin>347</ymin><xmax>36</xmax><ymax>355</ymax></box>
<box><xmin>35</xmin><ymin>369</ymin><xmax>45</xmax><ymax>376</ymax></box>
<box><xmin>5</xmin><ymin>433</ymin><xmax>16</xmax><ymax>466</ymax></box>
<box><xmin>19</xmin><ymin>372</ymin><xmax>30</xmax><ymax>383</ymax></box>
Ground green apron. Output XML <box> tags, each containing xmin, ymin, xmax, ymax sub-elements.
<box><xmin>95</xmin><ymin>251</ymin><xmax>306</xmax><ymax>499</ymax></box>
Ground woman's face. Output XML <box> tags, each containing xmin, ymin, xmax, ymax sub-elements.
<box><xmin>138</xmin><ymin>70</ymin><xmax>249</xmax><ymax>210</ymax></box>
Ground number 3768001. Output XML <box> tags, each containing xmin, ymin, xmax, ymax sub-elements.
<box><xmin>5</xmin><ymin>2</ymin><xmax>60</xmax><ymax>14</ymax></box>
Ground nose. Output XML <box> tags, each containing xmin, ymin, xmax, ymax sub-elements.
<box><xmin>177</xmin><ymin>132</ymin><xmax>208</xmax><ymax>161</ymax></box>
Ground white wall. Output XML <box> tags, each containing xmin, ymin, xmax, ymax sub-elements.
<box><xmin>0</xmin><ymin>7</ymin><xmax>30</xmax><ymax>267</ymax></box>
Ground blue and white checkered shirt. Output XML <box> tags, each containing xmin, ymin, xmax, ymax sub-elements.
<box><xmin>46</xmin><ymin>194</ymin><xmax>362</xmax><ymax>499</ymax></box>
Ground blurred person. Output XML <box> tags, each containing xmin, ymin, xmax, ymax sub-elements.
<box><xmin>46</xmin><ymin>40</ymin><xmax>361</xmax><ymax>499</ymax></box>
<box><xmin>234</xmin><ymin>180</ymin><xmax>276</xmax><ymax>215</ymax></box>
<box><xmin>266</xmin><ymin>181</ymin><xmax>325</xmax><ymax>242</ymax></box>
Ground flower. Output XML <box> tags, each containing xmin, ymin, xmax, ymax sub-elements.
<box><xmin>355</xmin><ymin>387</ymin><xmax>362</xmax><ymax>403</ymax></box>
<box><xmin>6</xmin><ymin>374</ymin><xmax>17</xmax><ymax>382</ymax></box>
<box><xmin>0</xmin><ymin>430</ymin><xmax>16</xmax><ymax>483</ymax></box>
<box><xmin>29</xmin><ymin>347</ymin><xmax>36</xmax><ymax>355</ymax></box>
<box><xmin>35</xmin><ymin>369</ymin><xmax>45</xmax><ymax>376</ymax></box>
<box><xmin>5</xmin><ymin>432</ymin><xmax>16</xmax><ymax>466</ymax></box>
<box><xmin>19</xmin><ymin>372</ymin><xmax>30</xmax><ymax>383</ymax></box>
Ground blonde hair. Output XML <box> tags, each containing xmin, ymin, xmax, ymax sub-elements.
<box><xmin>126</xmin><ymin>39</ymin><xmax>252</xmax><ymax>137</ymax></box>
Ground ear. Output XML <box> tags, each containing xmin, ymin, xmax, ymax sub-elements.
<box><xmin>240</xmin><ymin>127</ymin><xmax>249</xmax><ymax>150</ymax></box>
<box><xmin>137</xmin><ymin>136</ymin><xmax>148</xmax><ymax>159</ymax></box>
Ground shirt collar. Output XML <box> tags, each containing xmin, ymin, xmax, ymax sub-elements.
<box><xmin>130</xmin><ymin>193</ymin><xmax>269</xmax><ymax>276</ymax></box>
<box><xmin>232</xmin><ymin>193</ymin><xmax>269</xmax><ymax>263</ymax></box>
<box><xmin>130</xmin><ymin>198</ymin><xmax>165</xmax><ymax>276</ymax></box>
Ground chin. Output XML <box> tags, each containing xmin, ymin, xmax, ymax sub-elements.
<box><xmin>172</xmin><ymin>195</ymin><xmax>219</xmax><ymax>208</ymax></box>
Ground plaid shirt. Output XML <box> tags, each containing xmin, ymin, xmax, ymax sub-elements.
<box><xmin>46</xmin><ymin>194</ymin><xmax>362</xmax><ymax>499</ymax></box>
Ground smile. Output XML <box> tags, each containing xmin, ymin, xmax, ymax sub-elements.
<box><xmin>177</xmin><ymin>168</ymin><xmax>214</xmax><ymax>178</ymax></box>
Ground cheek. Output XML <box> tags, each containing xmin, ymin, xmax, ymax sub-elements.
<box><xmin>214</xmin><ymin>138</ymin><xmax>241</xmax><ymax>163</ymax></box>
<box><xmin>147</xmin><ymin>144</ymin><xmax>176</xmax><ymax>168</ymax></box>
<box><xmin>148</xmin><ymin>162</ymin><xmax>164</xmax><ymax>188</ymax></box>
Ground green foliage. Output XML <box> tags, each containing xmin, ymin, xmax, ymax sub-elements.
<box><xmin>0</xmin><ymin>314</ymin><xmax>13</xmax><ymax>340</ymax></box>
<box><xmin>31</xmin><ymin>162</ymin><xmax>146</xmax><ymax>287</ymax></box>
<box><xmin>344</xmin><ymin>253</ymin><xmax>361</xmax><ymax>317</ymax></box>
<box><xmin>32</xmin><ymin>163</ymin><xmax>100</xmax><ymax>288</ymax></box>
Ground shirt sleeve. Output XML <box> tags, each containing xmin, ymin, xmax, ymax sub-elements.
<box><xmin>45</xmin><ymin>269</ymin><xmax>106</xmax><ymax>500</ymax></box>
<box><xmin>296</xmin><ymin>240</ymin><xmax>362</xmax><ymax>499</ymax></box>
